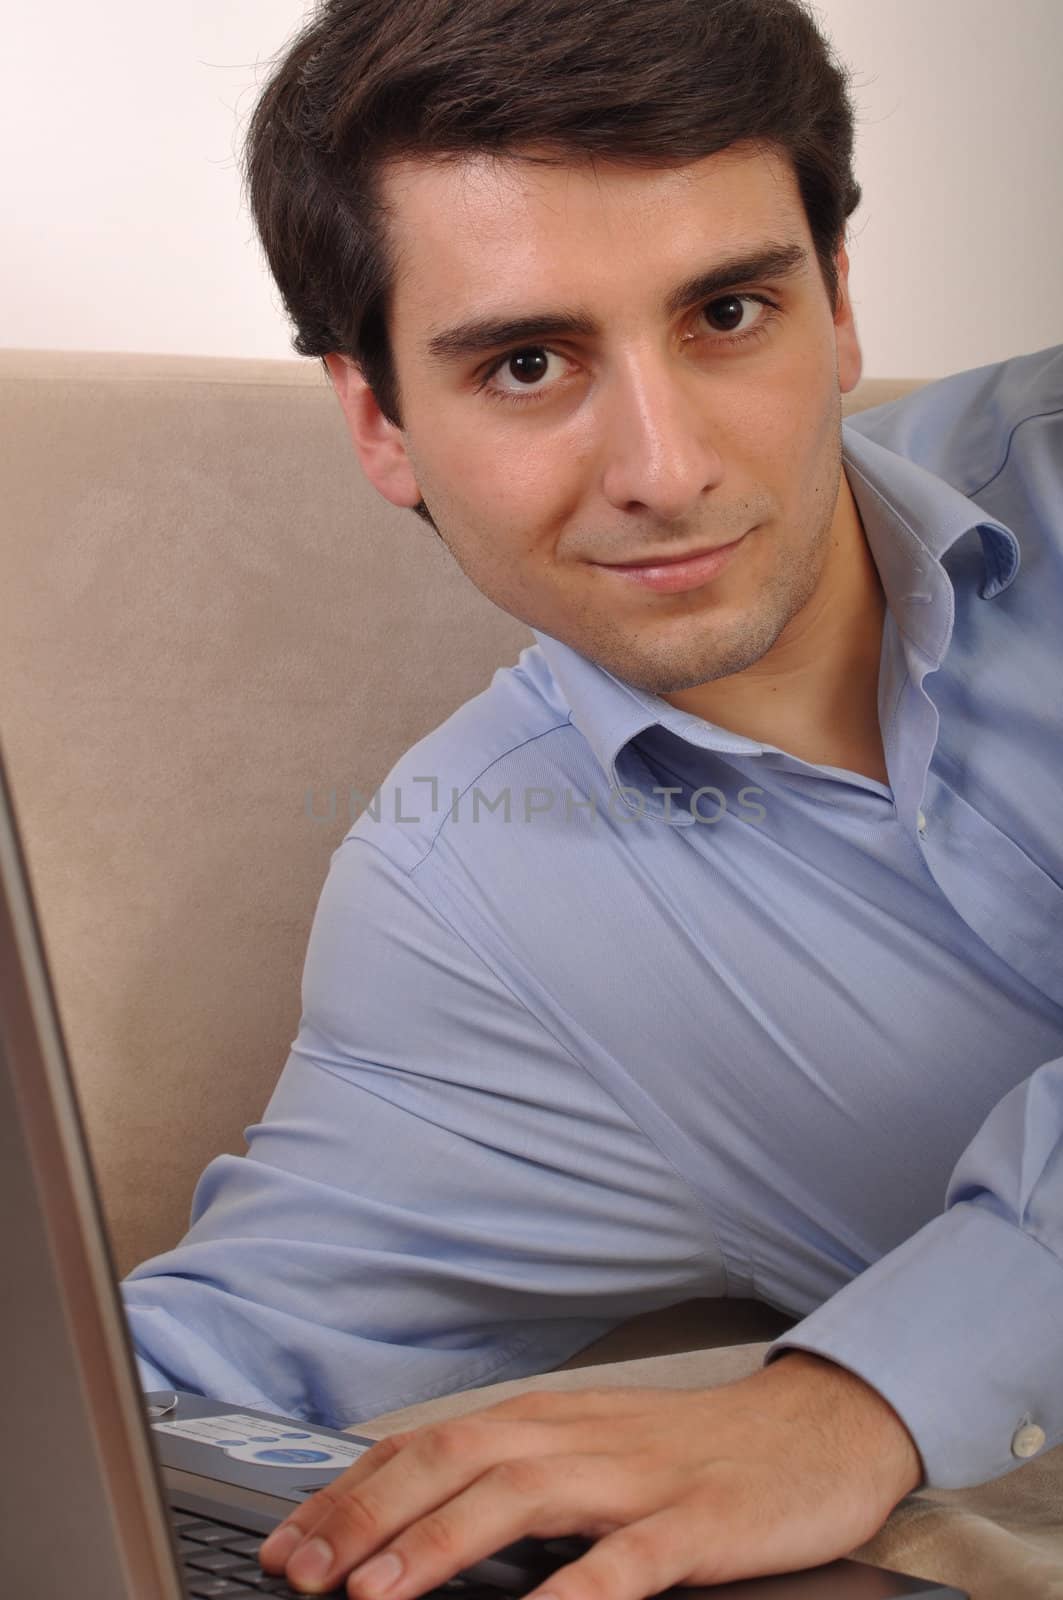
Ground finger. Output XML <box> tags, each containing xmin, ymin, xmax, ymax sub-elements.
<box><xmin>522</xmin><ymin>1507</ymin><xmax>704</xmax><ymax>1600</ymax></box>
<box><xmin>258</xmin><ymin>1391</ymin><xmax>637</xmax><ymax>1576</ymax></box>
<box><xmin>259</xmin><ymin>1431</ymin><xmax>415</xmax><ymax>1569</ymax></box>
<box><xmin>343</xmin><ymin>1454</ymin><xmax>650</xmax><ymax>1600</ymax></box>
<box><xmin>261</xmin><ymin>1386</ymin><xmax>636</xmax><ymax>1565</ymax></box>
<box><xmin>264</xmin><ymin>1415</ymin><xmax>562</xmax><ymax>1593</ymax></box>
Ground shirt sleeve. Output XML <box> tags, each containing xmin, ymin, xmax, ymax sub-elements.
<box><xmin>121</xmin><ymin>836</ymin><xmax>720</xmax><ymax>1428</ymax></box>
<box><xmin>765</xmin><ymin>1054</ymin><xmax>1063</xmax><ymax>1488</ymax></box>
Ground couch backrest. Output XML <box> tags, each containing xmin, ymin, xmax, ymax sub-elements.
<box><xmin>0</xmin><ymin>350</ymin><xmax>923</xmax><ymax>1274</ymax></box>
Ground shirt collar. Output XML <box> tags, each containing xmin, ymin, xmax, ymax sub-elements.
<box><xmin>533</xmin><ymin>425</ymin><xmax>1020</xmax><ymax>815</ymax></box>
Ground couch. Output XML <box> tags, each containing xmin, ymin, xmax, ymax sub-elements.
<box><xmin>0</xmin><ymin>348</ymin><xmax>920</xmax><ymax>1368</ymax></box>
<box><xmin>9</xmin><ymin>350</ymin><xmax>1063</xmax><ymax>1597</ymax></box>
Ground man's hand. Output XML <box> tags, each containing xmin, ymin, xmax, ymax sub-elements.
<box><xmin>258</xmin><ymin>1351</ymin><xmax>923</xmax><ymax>1598</ymax></box>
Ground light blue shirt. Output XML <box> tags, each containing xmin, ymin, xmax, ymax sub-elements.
<box><xmin>124</xmin><ymin>345</ymin><xmax>1063</xmax><ymax>1490</ymax></box>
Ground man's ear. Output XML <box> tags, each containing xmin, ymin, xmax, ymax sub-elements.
<box><xmin>832</xmin><ymin>244</ymin><xmax>863</xmax><ymax>398</ymax></box>
<box><xmin>323</xmin><ymin>353</ymin><xmax>422</xmax><ymax>509</ymax></box>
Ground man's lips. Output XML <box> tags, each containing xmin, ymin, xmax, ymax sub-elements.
<box><xmin>600</xmin><ymin>534</ymin><xmax>744</xmax><ymax>568</ymax></box>
<box><xmin>593</xmin><ymin>531</ymin><xmax>750</xmax><ymax>594</ymax></box>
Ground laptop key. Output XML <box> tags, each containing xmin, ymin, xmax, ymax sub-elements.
<box><xmin>186</xmin><ymin>1578</ymin><xmax>260</xmax><ymax>1598</ymax></box>
<box><xmin>179</xmin><ymin>1535</ymin><xmax>215</xmax><ymax>1557</ymax></box>
<box><xmin>250</xmin><ymin>1579</ymin><xmax>348</xmax><ymax>1597</ymax></box>
<box><xmin>186</xmin><ymin>1549</ymin><xmax>251</xmax><ymax>1574</ymax></box>
<box><xmin>217</xmin><ymin>1564</ymin><xmax>274</xmax><ymax>1589</ymax></box>
<box><xmin>540</xmin><ymin>1536</ymin><xmax>592</xmax><ymax>1562</ymax></box>
<box><xmin>450</xmin><ymin>1589</ymin><xmax>527</xmax><ymax>1600</ymax></box>
<box><xmin>461</xmin><ymin>1556</ymin><xmax>543</xmax><ymax>1593</ymax></box>
<box><xmin>181</xmin><ymin>1520</ymin><xmax>241</xmax><ymax>1545</ymax></box>
<box><xmin>223</xmin><ymin>1536</ymin><xmax>270</xmax><ymax>1558</ymax></box>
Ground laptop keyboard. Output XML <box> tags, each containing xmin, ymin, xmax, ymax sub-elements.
<box><xmin>172</xmin><ymin>1509</ymin><xmax>578</xmax><ymax>1600</ymax></box>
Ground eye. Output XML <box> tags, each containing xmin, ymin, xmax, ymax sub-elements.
<box><xmin>696</xmin><ymin>293</ymin><xmax>777</xmax><ymax>344</ymax></box>
<box><xmin>481</xmin><ymin>346</ymin><xmax>571</xmax><ymax>401</ymax></box>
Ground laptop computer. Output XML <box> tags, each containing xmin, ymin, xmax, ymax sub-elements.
<box><xmin>0</xmin><ymin>736</ymin><xmax>967</xmax><ymax>1600</ymax></box>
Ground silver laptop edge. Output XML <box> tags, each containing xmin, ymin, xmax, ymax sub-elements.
<box><xmin>0</xmin><ymin>742</ymin><xmax>183</xmax><ymax>1598</ymax></box>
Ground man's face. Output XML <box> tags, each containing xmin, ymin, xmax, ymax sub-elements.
<box><xmin>333</xmin><ymin>143</ymin><xmax>862</xmax><ymax>695</ymax></box>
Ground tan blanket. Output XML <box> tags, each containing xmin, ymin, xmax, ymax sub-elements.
<box><xmin>349</xmin><ymin>1344</ymin><xmax>1063</xmax><ymax>1600</ymax></box>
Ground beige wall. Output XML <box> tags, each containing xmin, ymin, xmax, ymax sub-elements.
<box><xmin>3</xmin><ymin>0</ymin><xmax>1061</xmax><ymax>377</ymax></box>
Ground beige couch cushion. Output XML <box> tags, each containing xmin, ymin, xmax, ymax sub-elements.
<box><xmin>0</xmin><ymin>351</ymin><xmax>920</xmax><ymax>1365</ymax></box>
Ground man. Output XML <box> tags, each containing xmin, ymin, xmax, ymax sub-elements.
<box><xmin>122</xmin><ymin>0</ymin><xmax>1063</xmax><ymax>1594</ymax></box>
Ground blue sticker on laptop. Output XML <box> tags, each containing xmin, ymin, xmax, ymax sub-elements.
<box><xmin>152</xmin><ymin>1411</ymin><xmax>369</xmax><ymax>1470</ymax></box>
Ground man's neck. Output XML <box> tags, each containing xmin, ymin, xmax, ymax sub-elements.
<box><xmin>661</xmin><ymin>482</ymin><xmax>890</xmax><ymax>786</ymax></box>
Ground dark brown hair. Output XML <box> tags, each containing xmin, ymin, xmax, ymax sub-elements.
<box><xmin>243</xmin><ymin>0</ymin><xmax>861</xmax><ymax>429</ymax></box>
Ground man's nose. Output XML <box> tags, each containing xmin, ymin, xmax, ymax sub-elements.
<box><xmin>598</xmin><ymin>352</ymin><xmax>725</xmax><ymax>521</ymax></box>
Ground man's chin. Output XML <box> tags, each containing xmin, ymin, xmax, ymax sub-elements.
<box><xmin>570</xmin><ymin>614</ymin><xmax>786</xmax><ymax>697</ymax></box>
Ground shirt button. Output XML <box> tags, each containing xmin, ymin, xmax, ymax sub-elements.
<box><xmin>916</xmin><ymin>809</ymin><xmax>928</xmax><ymax>836</ymax></box>
<box><xmin>1011</xmin><ymin>1423</ymin><xmax>1046</xmax><ymax>1459</ymax></box>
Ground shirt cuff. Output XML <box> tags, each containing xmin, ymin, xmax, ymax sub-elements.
<box><xmin>763</xmin><ymin>1199</ymin><xmax>1063</xmax><ymax>1488</ymax></box>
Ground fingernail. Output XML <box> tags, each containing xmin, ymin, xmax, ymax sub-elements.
<box><xmin>259</xmin><ymin>1522</ymin><xmax>301</xmax><ymax>1565</ymax></box>
<box><xmin>350</xmin><ymin>1550</ymin><xmax>404</xmax><ymax>1596</ymax></box>
<box><xmin>288</xmin><ymin>1536</ymin><xmax>334</xmax><ymax>1589</ymax></box>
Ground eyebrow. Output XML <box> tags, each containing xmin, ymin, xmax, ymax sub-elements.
<box><xmin>423</xmin><ymin>241</ymin><xmax>811</xmax><ymax>365</ymax></box>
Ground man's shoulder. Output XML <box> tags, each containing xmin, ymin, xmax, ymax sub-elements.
<box><xmin>341</xmin><ymin>641</ymin><xmax>577</xmax><ymax>870</ymax></box>
<box><xmin>843</xmin><ymin>343</ymin><xmax>1063</xmax><ymax>497</ymax></box>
